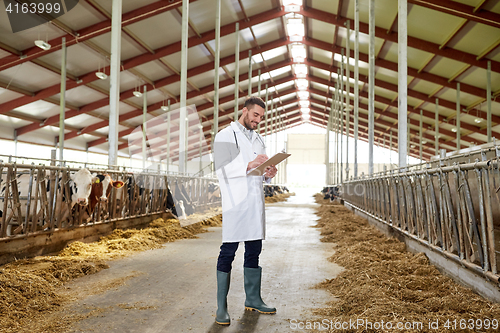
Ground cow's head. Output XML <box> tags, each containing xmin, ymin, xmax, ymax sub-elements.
<box><xmin>70</xmin><ymin>168</ymin><xmax>95</xmax><ymax>206</ymax></box>
<box><xmin>98</xmin><ymin>174</ymin><xmax>124</xmax><ymax>202</ymax></box>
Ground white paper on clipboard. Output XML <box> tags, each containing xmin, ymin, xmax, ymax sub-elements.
<box><xmin>247</xmin><ymin>152</ymin><xmax>291</xmax><ymax>176</ymax></box>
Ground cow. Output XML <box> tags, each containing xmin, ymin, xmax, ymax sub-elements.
<box><xmin>264</xmin><ymin>185</ymin><xmax>275</xmax><ymax>197</ymax></box>
<box><xmin>0</xmin><ymin>168</ymin><xmax>97</xmax><ymax>236</ymax></box>
<box><xmin>322</xmin><ymin>186</ymin><xmax>339</xmax><ymax>201</ymax></box>
<box><xmin>86</xmin><ymin>174</ymin><xmax>124</xmax><ymax>219</ymax></box>
<box><xmin>114</xmin><ymin>174</ymin><xmax>177</xmax><ymax>218</ymax></box>
<box><xmin>207</xmin><ymin>182</ymin><xmax>221</xmax><ymax>202</ymax></box>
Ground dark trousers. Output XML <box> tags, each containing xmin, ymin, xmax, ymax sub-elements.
<box><xmin>216</xmin><ymin>239</ymin><xmax>262</xmax><ymax>273</ymax></box>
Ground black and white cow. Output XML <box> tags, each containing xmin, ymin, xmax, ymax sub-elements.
<box><xmin>207</xmin><ymin>182</ymin><xmax>220</xmax><ymax>202</ymax></box>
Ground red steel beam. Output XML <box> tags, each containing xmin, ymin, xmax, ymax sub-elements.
<box><xmin>408</xmin><ymin>0</ymin><xmax>500</xmax><ymax>30</ymax></box>
<box><xmin>0</xmin><ymin>0</ymin><xmax>191</xmax><ymax>71</ymax></box>
<box><xmin>309</xmin><ymin>97</ymin><xmax>447</xmax><ymax>155</ymax></box>
<box><xmin>15</xmin><ymin>37</ymin><xmax>291</xmax><ymax>136</ymax></box>
<box><xmin>1</xmin><ymin>7</ymin><xmax>287</xmax><ymax>117</ymax></box>
<box><xmin>305</xmin><ymin>57</ymin><xmax>499</xmax><ymax>127</ymax></box>
<box><xmin>299</xmin><ymin>7</ymin><xmax>500</xmax><ymax>73</ymax></box>
<box><xmin>89</xmin><ymin>86</ymin><xmax>300</xmax><ymax>149</ymax></box>
<box><xmin>308</xmin><ymin>111</ymin><xmax>433</xmax><ymax>160</ymax></box>
<box><xmin>303</xmin><ymin>38</ymin><xmax>486</xmax><ymax>99</ymax></box>
<box><xmin>308</xmin><ymin>89</ymin><xmax>462</xmax><ymax>150</ymax></box>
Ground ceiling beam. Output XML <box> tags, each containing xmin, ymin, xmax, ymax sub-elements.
<box><xmin>299</xmin><ymin>6</ymin><xmax>500</xmax><ymax>73</ymax></box>
<box><xmin>304</xmin><ymin>37</ymin><xmax>486</xmax><ymax>99</ymax></box>
<box><xmin>408</xmin><ymin>0</ymin><xmax>500</xmax><ymax>30</ymax></box>
<box><xmin>0</xmin><ymin>6</ymin><xmax>287</xmax><ymax>116</ymax></box>
<box><xmin>0</xmin><ymin>0</ymin><xmax>190</xmax><ymax>71</ymax></box>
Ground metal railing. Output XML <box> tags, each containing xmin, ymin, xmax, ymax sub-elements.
<box><xmin>340</xmin><ymin>157</ymin><xmax>500</xmax><ymax>282</ymax></box>
<box><xmin>0</xmin><ymin>162</ymin><xmax>219</xmax><ymax>240</ymax></box>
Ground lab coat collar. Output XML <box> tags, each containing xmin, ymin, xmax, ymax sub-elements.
<box><xmin>230</xmin><ymin>121</ymin><xmax>258</xmax><ymax>143</ymax></box>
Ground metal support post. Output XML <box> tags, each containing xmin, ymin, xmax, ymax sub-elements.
<box><xmin>248</xmin><ymin>50</ymin><xmax>252</xmax><ymax>97</ymax></box>
<box><xmin>257</xmin><ymin>69</ymin><xmax>261</xmax><ymax>132</ymax></box>
<box><xmin>142</xmin><ymin>85</ymin><xmax>147</xmax><ymax>169</ymax></box>
<box><xmin>213</xmin><ymin>0</ymin><xmax>221</xmax><ymax>138</ymax></box>
<box><xmin>354</xmin><ymin>0</ymin><xmax>359</xmax><ymax>178</ymax></box>
<box><xmin>345</xmin><ymin>20</ymin><xmax>350</xmax><ymax>180</ymax></box>
<box><xmin>108</xmin><ymin>0</ymin><xmax>122</xmax><ymax>167</ymax></box>
<box><xmin>234</xmin><ymin>22</ymin><xmax>240</xmax><ymax>121</ymax></box>
<box><xmin>339</xmin><ymin>63</ymin><xmax>344</xmax><ymax>183</ymax></box>
<box><xmin>167</xmin><ymin>100</ymin><xmax>171</xmax><ymax>173</ymax></box>
<box><xmin>487</xmin><ymin>61</ymin><xmax>492</xmax><ymax>142</ymax></box>
<box><xmin>390</xmin><ymin>130</ymin><xmax>393</xmax><ymax>169</ymax></box>
<box><xmin>368</xmin><ymin>0</ymin><xmax>375</xmax><ymax>174</ymax></box>
<box><xmin>335</xmin><ymin>78</ymin><xmax>340</xmax><ymax>184</ymax></box>
<box><xmin>199</xmin><ymin>125</ymin><xmax>203</xmax><ymax>173</ymax></box>
<box><xmin>398</xmin><ymin>0</ymin><xmax>407</xmax><ymax>169</ymax></box>
<box><xmin>435</xmin><ymin>98</ymin><xmax>439</xmax><ymax>156</ymax></box>
<box><xmin>456</xmin><ymin>82</ymin><xmax>461</xmax><ymax>151</ymax></box>
<box><xmin>179</xmin><ymin>0</ymin><xmax>189</xmax><ymax>173</ymax></box>
<box><xmin>59</xmin><ymin>37</ymin><xmax>66</xmax><ymax>162</ymax></box>
<box><xmin>265</xmin><ymin>84</ymin><xmax>268</xmax><ymax>148</ymax></box>
<box><xmin>419</xmin><ymin>109</ymin><xmax>423</xmax><ymax>166</ymax></box>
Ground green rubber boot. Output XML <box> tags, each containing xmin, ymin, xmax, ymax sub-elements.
<box><xmin>244</xmin><ymin>266</ymin><xmax>276</xmax><ymax>314</ymax></box>
<box><xmin>215</xmin><ymin>270</ymin><xmax>231</xmax><ymax>325</ymax></box>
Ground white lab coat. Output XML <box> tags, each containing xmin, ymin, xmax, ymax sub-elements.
<box><xmin>214</xmin><ymin>122</ymin><xmax>270</xmax><ymax>243</ymax></box>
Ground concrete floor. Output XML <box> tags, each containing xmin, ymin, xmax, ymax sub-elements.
<box><xmin>65</xmin><ymin>189</ymin><xmax>342</xmax><ymax>333</ymax></box>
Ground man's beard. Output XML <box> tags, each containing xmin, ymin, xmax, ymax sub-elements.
<box><xmin>243</xmin><ymin>115</ymin><xmax>255</xmax><ymax>130</ymax></box>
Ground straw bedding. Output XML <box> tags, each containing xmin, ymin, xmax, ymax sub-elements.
<box><xmin>265</xmin><ymin>192</ymin><xmax>295</xmax><ymax>203</ymax></box>
<box><xmin>0</xmin><ymin>213</ymin><xmax>222</xmax><ymax>333</ymax></box>
<box><xmin>312</xmin><ymin>194</ymin><xmax>500</xmax><ymax>332</ymax></box>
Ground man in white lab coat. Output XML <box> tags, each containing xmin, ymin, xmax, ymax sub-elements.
<box><xmin>213</xmin><ymin>96</ymin><xmax>277</xmax><ymax>326</ymax></box>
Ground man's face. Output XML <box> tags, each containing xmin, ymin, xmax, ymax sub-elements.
<box><xmin>241</xmin><ymin>105</ymin><xmax>265</xmax><ymax>130</ymax></box>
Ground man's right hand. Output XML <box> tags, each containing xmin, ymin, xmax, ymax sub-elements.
<box><xmin>247</xmin><ymin>154</ymin><xmax>269</xmax><ymax>171</ymax></box>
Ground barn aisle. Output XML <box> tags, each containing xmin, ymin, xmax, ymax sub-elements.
<box><xmin>65</xmin><ymin>189</ymin><xmax>342</xmax><ymax>333</ymax></box>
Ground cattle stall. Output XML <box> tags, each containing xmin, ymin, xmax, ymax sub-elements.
<box><xmin>0</xmin><ymin>162</ymin><xmax>220</xmax><ymax>264</ymax></box>
<box><xmin>337</xmin><ymin>147</ymin><xmax>500</xmax><ymax>295</ymax></box>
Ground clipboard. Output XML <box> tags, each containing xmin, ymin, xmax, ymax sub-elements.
<box><xmin>247</xmin><ymin>152</ymin><xmax>291</xmax><ymax>176</ymax></box>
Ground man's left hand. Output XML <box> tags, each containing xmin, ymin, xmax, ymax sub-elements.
<box><xmin>264</xmin><ymin>165</ymin><xmax>277</xmax><ymax>178</ymax></box>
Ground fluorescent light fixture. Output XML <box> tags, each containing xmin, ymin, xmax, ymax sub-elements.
<box><xmin>451</xmin><ymin>127</ymin><xmax>457</xmax><ymax>132</ymax></box>
<box><xmin>34</xmin><ymin>40</ymin><xmax>51</xmax><ymax>50</ymax></box>
<box><xmin>290</xmin><ymin>35</ymin><xmax>303</xmax><ymax>42</ymax></box>
<box><xmin>298</xmin><ymin>91</ymin><xmax>309</xmax><ymax>99</ymax></box>
<box><xmin>474</xmin><ymin>118</ymin><xmax>482</xmax><ymax>123</ymax></box>
<box><xmin>95</xmin><ymin>71</ymin><xmax>107</xmax><ymax>80</ymax></box>
<box><xmin>291</xmin><ymin>44</ymin><xmax>306</xmax><ymax>62</ymax></box>
<box><xmin>283</xmin><ymin>0</ymin><xmax>302</xmax><ymax>12</ymax></box>
<box><xmin>299</xmin><ymin>100</ymin><xmax>309</xmax><ymax>107</ymax></box>
<box><xmin>301</xmin><ymin>107</ymin><xmax>310</xmax><ymax>114</ymax></box>
<box><xmin>133</xmin><ymin>91</ymin><xmax>143</xmax><ymax>98</ymax></box>
<box><xmin>302</xmin><ymin>113</ymin><xmax>310</xmax><ymax>120</ymax></box>
<box><xmin>287</xmin><ymin>18</ymin><xmax>304</xmax><ymax>42</ymax></box>
<box><xmin>161</xmin><ymin>105</ymin><xmax>169</xmax><ymax>111</ymax></box>
<box><xmin>294</xmin><ymin>64</ymin><xmax>307</xmax><ymax>75</ymax></box>
<box><xmin>296</xmin><ymin>78</ymin><xmax>308</xmax><ymax>89</ymax></box>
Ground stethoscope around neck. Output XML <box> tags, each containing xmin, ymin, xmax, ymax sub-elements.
<box><xmin>232</xmin><ymin>128</ymin><xmax>265</xmax><ymax>152</ymax></box>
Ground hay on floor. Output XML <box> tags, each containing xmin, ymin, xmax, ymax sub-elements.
<box><xmin>0</xmin><ymin>213</ymin><xmax>222</xmax><ymax>333</ymax></box>
<box><xmin>313</xmin><ymin>194</ymin><xmax>500</xmax><ymax>332</ymax></box>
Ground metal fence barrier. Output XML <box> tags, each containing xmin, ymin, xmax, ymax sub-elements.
<box><xmin>0</xmin><ymin>162</ymin><xmax>220</xmax><ymax>240</ymax></box>
<box><xmin>340</xmin><ymin>158</ymin><xmax>500</xmax><ymax>283</ymax></box>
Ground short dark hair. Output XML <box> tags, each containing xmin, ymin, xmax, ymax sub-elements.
<box><xmin>244</xmin><ymin>96</ymin><xmax>265</xmax><ymax>110</ymax></box>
